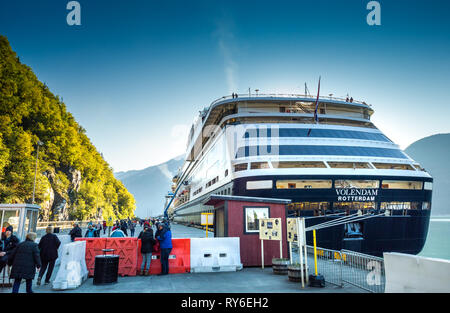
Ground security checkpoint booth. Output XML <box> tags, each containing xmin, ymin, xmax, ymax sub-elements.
<box><xmin>0</xmin><ymin>204</ymin><xmax>40</xmax><ymax>241</ymax></box>
<box><xmin>203</xmin><ymin>195</ymin><xmax>290</xmax><ymax>267</ymax></box>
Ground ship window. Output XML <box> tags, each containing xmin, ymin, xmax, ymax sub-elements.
<box><xmin>327</xmin><ymin>162</ymin><xmax>372</xmax><ymax>169</ymax></box>
<box><xmin>244</xmin><ymin>207</ymin><xmax>269</xmax><ymax>233</ymax></box>
<box><xmin>234</xmin><ymin>163</ymin><xmax>248</xmax><ymax>172</ymax></box>
<box><xmin>380</xmin><ymin>202</ymin><xmax>421</xmax><ymax>210</ymax></box>
<box><xmin>424</xmin><ymin>182</ymin><xmax>432</xmax><ymax>190</ymax></box>
<box><xmin>344</xmin><ymin>222</ymin><xmax>363</xmax><ymax>238</ymax></box>
<box><xmin>246</xmin><ymin>180</ymin><xmax>273</xmax><ymax>190</ymax></box>
<box><xmin>271</xmin><ymin>161</ymin><xmax>326</xmax><ymax>168</ymax></box>
<box><xmin>276</xmin><ymin>180</ymin><xmax>332</xmax><ymax>189</ymax></box>
<box><xmin>381</xmin><ymin>180</ymin><xmax>423</xmax><ymax>190</ymax></box>
<box><xmin>244</xmin><ymin>128</ymin><xmax>391</xmax><ymax>142</ymax></box>
<box><xmin>250</xmin><ymin>162</ymin><xmax>270</xmax><ymax>169</ymax></box>
<box><xmin>287</xmin><ymin>202</ymin><xmax>329</xmax><ymax>216</ymax></box>
<box><xmin>335</xmin><ymin>180</ymin><xmax>379</xmax><ymax>189</ymax></box>
<box><xmin>333</xmin><ymin>202</ymin><xmax>376</xmax><ymax>211</ymax></box>
<box><xmin>373</xmin><ymin>163</ymin><xmax>415</xmax><ymax>170</ymax></box>
<box><xmin>236</xmin><ymin>145</ymin><xmax>407</xmax><ymax>159</ymax></box>
<box><xmin>422</xmin><ymin>202</ymin><xmax>431</xmax><ymax>210</ymax></box>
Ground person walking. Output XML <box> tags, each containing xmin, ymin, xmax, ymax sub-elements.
<box><xmin>96</xmin><ymin>221</ymin><xmax>102</xmax><ymax>237</ymax></box>
<box><xmin>102</xmin><ymin>220</ymin><xmax>107</xmax><ymax>235</ymax></box>
<box><xmin>85</xmin><ymin>224</ymin><xmax>97</xmax><ymax>238</ymax></box>
<box><xmin>156</xmin><ymin>224</ymin><xmax>172</xmax><ymax>276</ymax></box>
<box><xmin>69</xmin><ymin>223</ymin><xmax>82</xmax><ymax>242</ymax></box>
<box><xmin>129</xmin><ymin>220</ymin><xmax>136</xmax><ymax>237</ymax></box>
<box><xmin>110</xmin><ymin>227</ymin><xmax>125</xmax><ymax>237</ymax></box>
<box><xmin>9</xmin><ymin>232</ymin><xmax>41</xmax><ymax>293</ymax></box>
<box><xmin>120</xmin><ymin>220</ymin><xmax>128</xmax><ymax>236</ymax></box>
<box><xmin>37</xmin><ymin>226</ymin><xmax>61</xmax><ymax>286</ymax></box>
<box><xmin>138</xmin><ymin>225</ymin><xmax>155</xmax><ymax>276</ymax></box>
<box><xmin>0</xmin><ymin>225</ymin><xmax>20</xmax><ymax>273</ymax></box>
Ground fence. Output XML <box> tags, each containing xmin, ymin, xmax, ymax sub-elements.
<box><xmin>291</xmin><ymin>243</ymin><xmax>386</xmax><ymax>293</ymax></box>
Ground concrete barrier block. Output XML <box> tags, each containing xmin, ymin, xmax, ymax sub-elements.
<box><xmin>52</xmin><ymin>241</ymin><xmax>89</xmax><ymax>290</ymax></box>
<box><xmin>190</xmin><ymin>237</ymin><xmax>243</xmax><ymax>273</ymax></box>
<box><xmin>384</xmin><ymin>252</ymin><xmax>450</xmax><ymax>293</ymax></box>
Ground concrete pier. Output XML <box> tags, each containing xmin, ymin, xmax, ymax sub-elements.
<box><xmin>1</xmin><ymin>223</ymin><xmax>365</xmax><ymax>293</ymax></box>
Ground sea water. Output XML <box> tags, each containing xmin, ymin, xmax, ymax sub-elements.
<box><xmin>419</xmin><ymin>216</ymin><xmax>450</xmax><ymax>260</ymax></box>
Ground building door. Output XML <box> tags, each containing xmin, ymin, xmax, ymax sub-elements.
<box><xmin>215</xmin><ymin>207</ymin><xmax>225</xmax><ymax>237</ymax></box>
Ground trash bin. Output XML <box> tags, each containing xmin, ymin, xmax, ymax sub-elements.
<box><xmin>53</xmin><ymin>227</ymin><xmax>60</xmax><ymax>233</ymax></box>
<box><xmin>93</xmin><ymin>255</ymin><xmax>119</xmax><ymax>285</ymax></box>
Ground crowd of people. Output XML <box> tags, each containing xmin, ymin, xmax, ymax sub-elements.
<box><xmin>0</xmin><ymin>217</ymin><xmax>173</xmax><ymax>293</ymax></box>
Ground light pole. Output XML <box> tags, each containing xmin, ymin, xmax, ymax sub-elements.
<box><xmin>32</xmin><ymin>140</ymin><xmax>44</xmax><ymax>204</ymax></box>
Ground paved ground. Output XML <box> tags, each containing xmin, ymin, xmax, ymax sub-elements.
<box><xmin>2</xmin><ymin>223</ymin><xmax>365</xmax><ymax>293</ymax></box>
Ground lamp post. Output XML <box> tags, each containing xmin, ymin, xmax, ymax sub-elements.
<box><xmin>32</xmin><ymin>140</ymin><xmax>44</xmax><ymax>204</ymax></box>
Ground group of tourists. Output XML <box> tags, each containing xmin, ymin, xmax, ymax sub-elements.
<box><xmin>0</xmin><ymin>225</ymin><xmax>60</xmax><ymax>293</ymax></box>
<box><xmin>138</xmin><ymin>219</ymin><xmax>172</xmax><ymax>276</ymax></box>
<box><xmin>0</xmin><ymin>216</ymin><xmax>173</xmax><ymax>293</ymax></box>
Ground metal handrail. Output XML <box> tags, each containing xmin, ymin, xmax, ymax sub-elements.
<box><xmin>209</xmin><ymin>93</ymin><xmax>372</xmax><ymax>107</ymax></box>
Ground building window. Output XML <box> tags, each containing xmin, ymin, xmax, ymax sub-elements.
<box><xmin>234</xmin><ymin>163</ymin><xmax>248</xmax><ymax>172</ymax></box>
<box><xmin>327</xmin><ymin>162</ymin><xmax>372</xmax><ymax>169</ymax></box>
<box><xmin>245</xmin><ymin>207</ymin><xmax>269</xmax><ymax>233</ymax></box>
<box><xmin>373</xmin><ymin>163</ymin><xmax>415</xmax><ymax>170</ymax></box>
<box><xmin>381</xmin><ymin>180</ymin><xmax>423</xmax><ymax>190</ymax></box>
<box><xmin>335</xmin><ymin>180</ymin><xmax>379</xmax><ymax>189</ymax></box>
<box><xmin>276</xmin><ymin>180</ymin><xmax>332</xmax><ymax>189</ymax></box>
<box><xmin>246</xmin><ymin>180</ymin><xmax>273</xmax><ymax>190</ymax></box>
<box><xmin>271</xmin><ymin>161</ymin><xmax>326</xmax><ymax>168</ymax></box>
<box><xmin>250</xmin><ymin>162</ymin><xmax>270</xmax><ymax>169</ymax></box>
<box><xmin>225</xmin><ymin>169</ymin><xmax>229</xmax><ymax>177</ymax></box>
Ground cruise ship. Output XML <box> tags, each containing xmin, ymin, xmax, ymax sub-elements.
<box><xmin>167</xmin><ymin>92</ymin><xmax>432</xmax><ymax>257</ymax></box>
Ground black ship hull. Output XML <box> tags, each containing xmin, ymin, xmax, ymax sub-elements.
<box><xmin>232</xmin><ymin>174</ymin><xmax>432</xmax><ymax>257</ymax></box>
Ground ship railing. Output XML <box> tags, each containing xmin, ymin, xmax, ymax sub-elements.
<box><xmin>291</xmin><ymin>243</ymin><xmax>386</xmax><ymax>293</ymax></box>
<box><xmin>209</xmin><ymin>93</ymin><xmax>372</xmax><ymax>107</ymax></box>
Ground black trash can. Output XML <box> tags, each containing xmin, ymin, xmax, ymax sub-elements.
<box><xmin>93</xmin><ymin>255</ymin><xmax>119</xmax><ymax>285</ymax></box>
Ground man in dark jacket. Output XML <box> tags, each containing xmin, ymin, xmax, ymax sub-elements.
<box><xmin>0</xmin><ymin>225</ymin><xmax>20</xmax><ymax>273</ymax></box>
<box><xmin>156</xmin><ymin>224</ymin><xmax>172</xmax><ymax>275</ymax></box>
<box><xmin>69</xmin><ymin>223</ymin><xmax>82</xmax><ymax>242</ymax></box>
<box><xmin>120</xmin><ymin>220</ymin><xmax>128</xmax><ymax>236</ymax></box>
<box><xmin>37</xmin><ymin>226</ymin><xmax>61</xmax><ymax>285</ymax></box>
<box><xmin>9</xmin><ymin>232</ymin><xmax>41</xmax><ymax>293</ymax></box>
<box><xmin>138</xmin><ymin>225</ymin><xmax>155</xmax><ymax>275</ymax></box>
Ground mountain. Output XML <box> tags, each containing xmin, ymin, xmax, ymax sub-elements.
<box><xmin>115</xmin><ymin>155</ymin><xmax>184</xmax><ymax>218</ymax></box>
<box><xmin>0</xmin><ymin>35</ymin><xmax>135</xmax><ymax>221</ymax></box>
<box><xmin>405</xmin><ymin>133</ymin><xmax>450</xmax><ymax>216</ymax></box>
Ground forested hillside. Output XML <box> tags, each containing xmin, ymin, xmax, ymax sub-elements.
<box><xmin>0</xmin><ymin>35</ymin><xmax>135</xmax><ymax>221</ymax></box>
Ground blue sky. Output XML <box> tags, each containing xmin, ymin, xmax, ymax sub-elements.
<box><xmin>1</xmin><ymin>0</ymin><xmax>449</xmax><ymax>172</ymax></box>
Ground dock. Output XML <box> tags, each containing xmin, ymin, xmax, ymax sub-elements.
<box><xmin>1</xmin><ymin>223</ymin><xmax>365</xmax><ymax>293</ymax></box>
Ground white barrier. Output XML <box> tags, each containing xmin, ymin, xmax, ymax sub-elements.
<box><xmin>36</xmin><ymin>234</ymin><xmax>72</xmax><ymax>266</ymax></box>
<box><xmin>384</xmin><ymin>252</ymin><xmax>450</xmax><ymax>293</ymax></box>
<box><xmin>52</xmin><ymin>241</ymin><xmax>88</xmax><ymax>290</ymax></box>
<box><xmin>56</xmin><ymin>235</ymin><xmax>72</xmax><ymax>266</ymax></box>
<box><xmin>190</xmin><ymin>237</ymin><xmax>243</xmax><ymax>273</ymax></box>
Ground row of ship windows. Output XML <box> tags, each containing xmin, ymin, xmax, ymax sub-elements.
<box><xmin>246</xmin><ymin>179</ymin><xmax>431</xmax><ymax>190</ymax></box>
<box><xmin>235</xmin><ymin>145</ymin><xmax>407</xmax><ymax>159</ymax></box>
<box><xmin>234</xmin><ymin>161</ymin><xmax>425</xmax><ymax>172</ymax></box>
<box><xmin>243</xmin><ymin>128</ymin><xmax>391</xmax><ymax>142</ymax></box>
<box><xmin>288</xmin><ymin>201</ymin><xmax>431</xmax><ymax>214</ymax></box>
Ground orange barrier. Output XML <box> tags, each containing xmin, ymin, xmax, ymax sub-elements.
<box><xmin>136</xmin><ymin>238</ymin><xmax>190</xmax><ymax>275</ymax></box>
<box><xmin>75</xmin><ymin>238</ymin><xmax>138</xmax><ymax>277</ymax></box>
